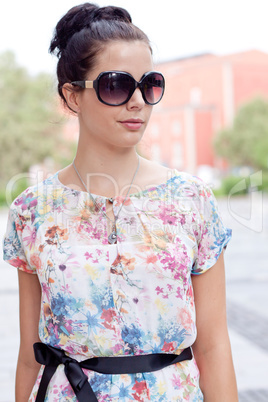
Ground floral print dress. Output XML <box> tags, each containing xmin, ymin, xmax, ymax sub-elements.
<box><xmin>3</xmin><ymin>169</ymin><xmax>231</xmax><ymax>401</ymax></box>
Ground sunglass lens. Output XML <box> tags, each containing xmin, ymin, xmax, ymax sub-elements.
<box><xmin>98</xmin><ymin>73</ymin><xmax>133</xmax><ymax>105</ymax></box>
<box><xmin>143</xmin><ymin>73</ymin><xmax>164</xmax><ymax>105</ymax></box>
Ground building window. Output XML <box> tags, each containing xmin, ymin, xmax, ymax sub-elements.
<box><xmin>150</xmin><ymin>123</ymin><xmax>159</xmax><ymax>138</ymax></box>
<box><xmin>172</xmin><ymin>141</ymin><xmax>183</xmax><ymax>169</ymax></box>
<box><xmin>172</xmin><ymin>120</ymin><xmax>181</xmax><ymax>137</ymax></box>
<box><xmin>151</xmin><ymin>144</ymin><xmax>161</xmax><ymax>162</ymax></box>
<box><xmin>190</xmin><ymin>87</ymin><xmax>202</xmax><ymax>106</ymax></box>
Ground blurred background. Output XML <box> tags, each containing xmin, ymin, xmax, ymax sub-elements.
<box><xmin>0</xmin><ymin>1</ymin><xmax>267</xmax><ymax>401</ymax></box>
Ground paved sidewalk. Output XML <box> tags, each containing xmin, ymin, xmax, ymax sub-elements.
<box><xmin>0</xmin><ymin>193</ymin><xmax>268</xmax><ymax>401</ymax></box>
<box><xmin>219</xmin><ymin>193</ymin><xmax>268</xmax><ymax>399</ymax></box>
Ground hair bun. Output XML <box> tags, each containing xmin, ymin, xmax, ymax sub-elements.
<box><xmin>93</xmin><ymin>6</ymin><xmax>132</xmax><ymax>23</ymax></box>
<box><xmin>49</xmin><ymin>3</ymin><xmax>98</xmax><ymax>56</ymax></box>
<box><xmin>49</xmin><ymin>3</ymin><xmax>132</xmax><ymax>57</ymax></box>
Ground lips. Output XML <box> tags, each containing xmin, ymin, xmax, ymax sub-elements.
<box><xmin>119</xmin><ymin>119</ymin><xmax>144</xmax><ymax>130</ymax></box>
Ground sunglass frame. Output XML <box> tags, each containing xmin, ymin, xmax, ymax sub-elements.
<box><xmin>71</xmin><ymin>71</ymin><xmax>165</xmax><ymax>106</ymax></box>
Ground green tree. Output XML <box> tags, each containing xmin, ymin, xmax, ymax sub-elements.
<box><xmin>214</xmin><ymin>97</ymin><xmax>268</xmax><ymax>170</ymax></box>
<box><xmin>0</xmin><ymin>51</ymin><xmax>68</xmax><ymax>189</ymax></box>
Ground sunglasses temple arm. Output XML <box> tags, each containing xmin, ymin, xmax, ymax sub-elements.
<box><xmin>71</xmin><ymin>81</ymin><xmax>85</xmax><ymax>88</ymax></box>
<box><xmin>71</xmin><ymin>81</ymin><xmax>94</xmax><ymax>89</ymax></box>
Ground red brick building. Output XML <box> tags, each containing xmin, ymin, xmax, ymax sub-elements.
<box><xmin>139</xmin><ymin>49</ymin><xmax>268</xmax><ymax>175</ymax></box>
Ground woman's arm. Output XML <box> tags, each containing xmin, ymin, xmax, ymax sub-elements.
<box><xmin>16</xmin><ymin>270</ymin><xmax>42</xmax><ymax>402</ymax></box>
<box><xmin>191</xmin><ymin>252</ymin><xmax>238</xmax><ymax>402</ymax></box>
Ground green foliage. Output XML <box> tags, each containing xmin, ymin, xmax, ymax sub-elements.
<box><xmin>213</xmin><ymin>172</ymin><xmax>268</xmax><ymax>197</ymax></box>
<box><xmin>0</xmin><ymin>176</ymin><xmax>29</xmax><ymax>208</ymax></box>
<box><xmin>213</xmin><ymin>176</ymin><xmax>248</xmax><ymax>197</ymax></box>
<box><xmin>262</xmin><ymin>171</ymin><xmax>268</xmax><ymax>192</ymax></box>
<box><xmin>214</xmin><ymin>97</ymin><xmax>268</xmax><ymax>170</ymax></box>
<box><xmin>0</xmin><ymin>51</ymin><xmax>69</xmax><ymax>190</ymax></box>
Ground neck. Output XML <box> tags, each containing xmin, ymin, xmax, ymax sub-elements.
<box><xmin>73</xmin><ymin>142</ymin><xmax>140</xmax><ymax>197</ymax></box>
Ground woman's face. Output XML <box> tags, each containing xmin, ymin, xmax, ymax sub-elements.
<box><xmin>74</xmin><ymin>40</ymin><xmax>155</xmax><ymax>150</ymax></box>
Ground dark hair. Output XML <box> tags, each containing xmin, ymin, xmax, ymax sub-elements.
<box><xmin>49</xmin><ymin>2</ymin><xmax>151</xmax><ymax>110</ymax></box>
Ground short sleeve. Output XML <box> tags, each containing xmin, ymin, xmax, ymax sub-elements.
<box><xmin>191</xmin><ymin>181</ymin><xmax>232</xmax><ymax>275</ymax></box>
<box><xmin>2</xmin><ymin>204</ymin><xmax>36</xmax><ymax>274</ymax></box>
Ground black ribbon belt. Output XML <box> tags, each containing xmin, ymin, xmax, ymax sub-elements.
<box><xmin>34</xmin><ymin>342</ymin><xmax>192</xmax><ymax>402</ymax></box>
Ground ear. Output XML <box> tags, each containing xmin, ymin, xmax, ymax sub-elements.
<box><xmin>62</xmin><ymin>84</ymin><xmax>81</xmax><ymax>113</ymax></box>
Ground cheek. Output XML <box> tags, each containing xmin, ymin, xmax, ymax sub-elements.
<box><xmin>144</xmin><ymin>106</ymin><xmax>153</xmax><ymax>124</ymax></box>
<box><xmin>79</xmin><ymin>97</ymin><xmax>108</xmax><ymax>120</ymax></box>
<box><xmin>81</xmin><ymin>106</ymin><xmax>117</xmax><ymax>134</ymax></box>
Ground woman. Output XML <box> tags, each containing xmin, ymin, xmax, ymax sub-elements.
<box><xmin>3</xmin><ymin>3</ymin><xmax>238</xmax><ymax>401</ymax></box>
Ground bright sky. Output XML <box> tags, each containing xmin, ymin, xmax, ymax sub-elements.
<box><xmin>1</xmin><ymin>0</ymin><xmax>268</xmax><ymax>75</ymax></box>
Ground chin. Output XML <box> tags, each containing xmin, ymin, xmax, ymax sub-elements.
<box><xmin>114</xmin><ymin>131</ymin><xmax>144</xmax><ymax>148</ymax></box>
<box><xmin>124</xmin><ymin>136</ymin><xmax>144</xmax><ymax>148</ymax></box>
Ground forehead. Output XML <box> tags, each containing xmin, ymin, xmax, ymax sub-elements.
<box><xmin>90</xmin><ymin>40</ymin><xmax>154</xmax><ymax>79</ymax></box>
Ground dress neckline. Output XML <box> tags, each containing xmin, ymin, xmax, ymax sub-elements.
<box><xmin>54</xmin><ymin>169</ymin><xmax>178</xmax><ymax>199</ymax></box>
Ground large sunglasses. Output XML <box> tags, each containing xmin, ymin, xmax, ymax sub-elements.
<box><xmin>71</xmin><ymin>71</ymin><xmax>165</xmax><ymax>106</ymax></box>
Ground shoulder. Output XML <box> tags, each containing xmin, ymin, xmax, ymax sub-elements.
<box><xmin>139</xmin><ymin>158</ymin><xmax>212</xmax><ymax>193</ymax></box>
<box><xmin>8</xmin><ymin>172</ymin><xmax>61</xmax><ymax>218</ymax></box>
<box><xmin>169</xmin><ymin>170</ymin><xmax>214</xmax><ymax>198</ymax></box>
<box><xmin>138</xmin><ymin>158</ymin><xmax>172</xmax><ymax>189</ymax></box>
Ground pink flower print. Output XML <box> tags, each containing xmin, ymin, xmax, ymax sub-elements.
<box><xmin>85</xmin><ymin>252</ymin><xmax>93</xmax><ymax>260</ymax></box>
<box><xmin>132</xmin><ymin>380</ymin><xmax>150</xmax><ymax>401</ymax></box>
<box><xmin>14</xmin><ymin>196</ymin><xmax>23</xmax><ymax>207</ymax></box>
<box><xmin>111</xmin><ymin>343</ymin><xmax>123</xmax><ymax>354</ymax></box>
<box><xmin>145</xmin><ymin>253</ymin><xmax>158</xmax><ymax>265</ymax></box>
<box><xmin>177</xmin><ymin>307</ymin><xmax>192</xmax><ymax>331</ymax></box>
<box><xmin>166</xmin><ymin>231</ymin><xmax>175</xmax><ymax>242</ymax></box>
<box><xmin>183</xmin><ymin>393</ymin><xmax>191</xmax><ymax>402</ymax></box>
<box><xmin>198</xmin><ymin>188</ymin><xmax>206</xmax><ymax>198</ymax></box>
<box><xmin>182</xmin><ymin>374</ymin><xmax>196</xmax><ymax>388</ymax></box>
<box><xmin>198</xmin><ymin>232</ymin><xmax>213</xmax><ymax>266</ymax></box>
<box><xmin>27</xmin><ymin>195</ymin><xmax>37</xmax><ymax>208</ymax></box>
<box><xmin>101</xmin><ymin>308</ymin><xmax>117</xmax><ymax>330</ymax></box>
<box><xmin>30</xmin><ymin>210</ymin><xmax>36</xmax><ymax>224</ymax></box>
<box><xmin>9</xmin><ymin>257</ymin><xmax>29</xmax><ymax>272</ymax></box>
<box><xmin>42</xmin><ymin>283</ymin><xmax>50</xmax><ymax>300</ymax></box>
<box><xmin>171</xmin><ymin>373</ymin><xmax>182</xmax><ymax>389</ymax></box>
<box><xmin>155</xmin><ymin>286</ymin><xmax>164</xmax><ymax>295</ymax></box>
<box><xmin>17</xmin><ymin>192</ymin><xmax>38</xmax><ymax>211</ymax></box>
<box><xmin>173</xmin><ymin>262</ymin><xmax>188</xmax><ymax>281</ymax></box>
<box><xmin>158</xmin><ymin>204</ymin><xmax>178</xmax><ymax>225</ymax></box>
<box><xmin>136</xmin><ymin>252</ymin><xmax>158</xmax><ymax>270</ymax></box>
<box><xmin>162</xmin><ymin>341</ymin><xmax>177</xmax><ymax>352</ymax></box>
<box><xmin>60</xmin><ymin>284</ymin><xmax>72</xmax><ymax>294</ymax></box>
<box><xmin>178</xmin><ymin>214</ymin><xmax>186</xmax><ymax>225</ymax></box>
<box><xmin>16</xmin><ymin>214</ymin><xmax>27</xmax><ymax>231</ymax></box>
<box><xmin>160</xmin><ymin>252</ymin><xmax>175</xmax><ymax>272</ymax></box>
<box><xmin>23</xmin><ymin>227</ymin><xmax>37</xmax><ymax>250</ymax></box>
<box><xmin>114</xmin><ymin>196</ymin><xmax>132</xmax><ymax>207</ymax></box>
<box><xmin>186</xmin><ymin>285</ymin><xmax>194</xmax><ymax>308</ymax></box>
<box><xmin>176</xmin><ymin>287</ymin><xmax>183</xmax><ymax>299</ymax></box>
<box><xmin>30</xmin><ymin>253</ymin><xmax>41</xmax><ymax>270</ymax></box>
<box><xmin>64</xmin><ymin>253</ymin><xmax>80</xmax><ymax>278</ymax></box>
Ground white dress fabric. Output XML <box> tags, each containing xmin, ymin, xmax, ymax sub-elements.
<box><xmin>3</xmin><ymin>169</ymin><xmax>231</xmax><ymax>401</ymax></box>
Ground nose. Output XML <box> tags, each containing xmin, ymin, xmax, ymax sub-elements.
<box><xmin>126</xmin><ymin>87</ymin><xmax>145</xmax><ymax>109</ymax></box>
